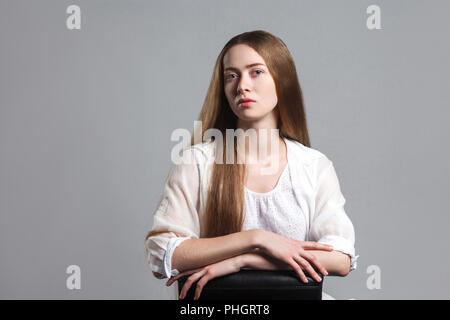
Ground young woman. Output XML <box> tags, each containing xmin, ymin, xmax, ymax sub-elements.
<box><xmin>145</xmin><ymin>30</ymin><xmax>358</xmax><ymax>300</ymax></box>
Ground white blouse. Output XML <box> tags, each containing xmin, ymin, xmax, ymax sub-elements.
<box><xmin>146</xmin><ymin>137</ymin><xmax>358</xmax><ymax>280</ymax></box>
<box><xmin>243</xmin><ymin>161</ymin><xmax>307</xmax><ymax>242</ymax></box>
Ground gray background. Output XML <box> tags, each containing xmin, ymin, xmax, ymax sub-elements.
<box><xmin>1</xmin><ymin>0</ymin><xmax>449</xmax><ymax>299</ymax></box>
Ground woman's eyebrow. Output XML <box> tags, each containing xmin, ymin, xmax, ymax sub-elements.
<box><xmin>224</xmin><ymin>63</ymin><xmax>266</xmax><ymax>72</ymax></box>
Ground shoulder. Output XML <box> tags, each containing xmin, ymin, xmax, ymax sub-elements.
<box><xmin>285</xmin><ymin>137</ymin><xmax>332</xmax><ymax>167</ymax></box>
<box><xmin>179</xmin><ymin>139</ymin><xmax>215</xmax><ymax>165</ymax></box>
<box><xmin>285</xmin><ymin>138</ymin><xmax>340</xmax><ymax>190</ymax></box>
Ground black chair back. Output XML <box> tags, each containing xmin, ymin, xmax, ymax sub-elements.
<box><xmin>177</xmin><ymin>269</ymin><xmax>323</xmax><ymax>300</ymax></box>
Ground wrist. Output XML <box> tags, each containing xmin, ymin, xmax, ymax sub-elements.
<box><xmin>235</xmin><ymin>253</ymin><xmax>250</xmax><ymax>269</ymax></box>
<box><xmin>249</xmin><ymin>229</ymin><xmax>266</xmax><ymax>251</ymax></box>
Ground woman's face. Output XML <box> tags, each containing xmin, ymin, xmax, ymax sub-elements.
<box><xmin>223</xmin><ymin>44</ymin><xmax>278</xmax><ymax>124</ymax></box>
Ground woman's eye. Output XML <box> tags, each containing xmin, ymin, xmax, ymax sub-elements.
<box><xmin>225</xmin><ymin>70</ymin><xmax>262</xmax><ymax>80</ymax></box>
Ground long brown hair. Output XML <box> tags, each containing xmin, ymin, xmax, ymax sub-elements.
<box><xmin>191</xmin><ymin>30</ymin><xmax>311</xmax><ymax>238</ymax></box>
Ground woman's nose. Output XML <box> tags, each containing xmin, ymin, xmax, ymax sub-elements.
<box><xmin>237</xmin><ymin>74</ymin><xmax>251</xmax><ymax>94</ymax></box>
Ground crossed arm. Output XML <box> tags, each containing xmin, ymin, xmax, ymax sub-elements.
<box><xmin>154</xmin><ymin>248</ymin><xmax>350</xmax><ymax>277</ymax></box>
<box><xmin>240</xmin><ymin>248</ymin><xmax>351</xmax><ymax>277</ymax></box>
<box><xmin>152</xmin><ymin>229</ymin><xmax>351</xmax><ymax>280</ymax></box>
<box><xmin>161</xmin><ymin>247</ymin><xmax>350</xmax><ymax>300</ymax></box>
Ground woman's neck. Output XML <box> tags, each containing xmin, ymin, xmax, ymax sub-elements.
<box><xmin>235</xmin><ymin>116</ymin><xmax>285</xmax><ymax>167</ymax></box>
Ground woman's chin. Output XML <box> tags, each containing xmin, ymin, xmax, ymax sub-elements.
<box><xmin>236</xmin><ymin>113</ymin><xmax>266</xmax><ymax>122</ymax></box>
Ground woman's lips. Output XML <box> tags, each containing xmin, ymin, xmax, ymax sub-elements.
<box><xmin>239</xmin><ymin>101</ymin><xmax>254</xmax><ymax>107</ymax></box>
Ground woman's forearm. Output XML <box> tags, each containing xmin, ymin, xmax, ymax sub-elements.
<box><xmin>306</xmin><ymin>250</ymin><xmax>351</xmax><ymax>276</ymax></box>
<box><xmin>239</xmin><ymin>249</ymin><xmax>291</xmax><ymax>271</ymax></box>
<box><xmin>239</xmin><ymin>249</ymin><xmax>351</xmax><ymax>277</ymax></box>
<box><xmin>172</xmin><ymin>229</ymin><xmax>260</xmax><ymax>273</ymax></box>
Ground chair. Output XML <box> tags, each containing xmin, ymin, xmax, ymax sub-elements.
<box><xmin>177</xmin><ymin>269</ymin><xmax>324</xmax><ymax>300</ymax></box>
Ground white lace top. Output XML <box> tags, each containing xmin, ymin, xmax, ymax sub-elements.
<box><xmin>242</xmin><ymin>162</ymin><xmax>307</xmax><ymax>242</ymax></box>
<box><xmin>146</xmin><ymin>137</ymin><xmax>358</xmax><ymax>282</ymax></box>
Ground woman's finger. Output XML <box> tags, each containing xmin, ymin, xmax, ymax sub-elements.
<box><xmin>166</xmin><ymin>267</ymin><xmax>203</xmax><ymax>286</ymax></box>
<box><xmin>179</xmin><ymin>269</ymin><xmax>208</xmax><ymax>300</ymax></box>
<box><xmin>288</xmin><ymin>258</ymin><xmax>308</xmax><ymax>283</ymax></box>
<box><xmin>294</xmin><ymin>255</ymin><xmax>317</xmax><ymax>283</ymax></box>
<box><xmin>193</xmin><ymin>273</ymin><xmax>212</xmax><ymax>300</ymax></box>
<box><xmin>300</xmin><ymin>251</ymin><xmax>329</xmax><ymax>277</ymax></box>
<box><xmin>166</xmin><ymin>274</ymin><xmax>184</xmax><ymax>287</ymax></box>
<box><xmin>294</xmin><ymin>255</ymin><xmax>324</xmax><ymax>283</ymax></box>
<box><xmin>300</xmin><ymin>241</ymin><xmax>334</xmax><ymax>251</ymax></box>
<box><xmin>295</xmin><ymin>255</ymin><xmax>322</xmax><ymax>282</ymax></box>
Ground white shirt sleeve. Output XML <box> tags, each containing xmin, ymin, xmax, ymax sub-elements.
<box><xmin>309</xmin><ymin>156</ymin><xmax>359</xmax><ymax>272</ymax></box>
<box><xmin>145</xmin><ymin>148</ymin><xmax>201</xmax><ymax>279</ymax></box>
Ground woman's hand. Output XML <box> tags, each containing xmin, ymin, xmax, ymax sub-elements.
<box><xmin>255</xmin><ymin>229</ymin><xmax>333</xmax><ymax>283</ymax></box>
<box><xmin>165</xmin><ymin>255</ymin><xmax>242</xmax><ymax>300</ymax></box>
